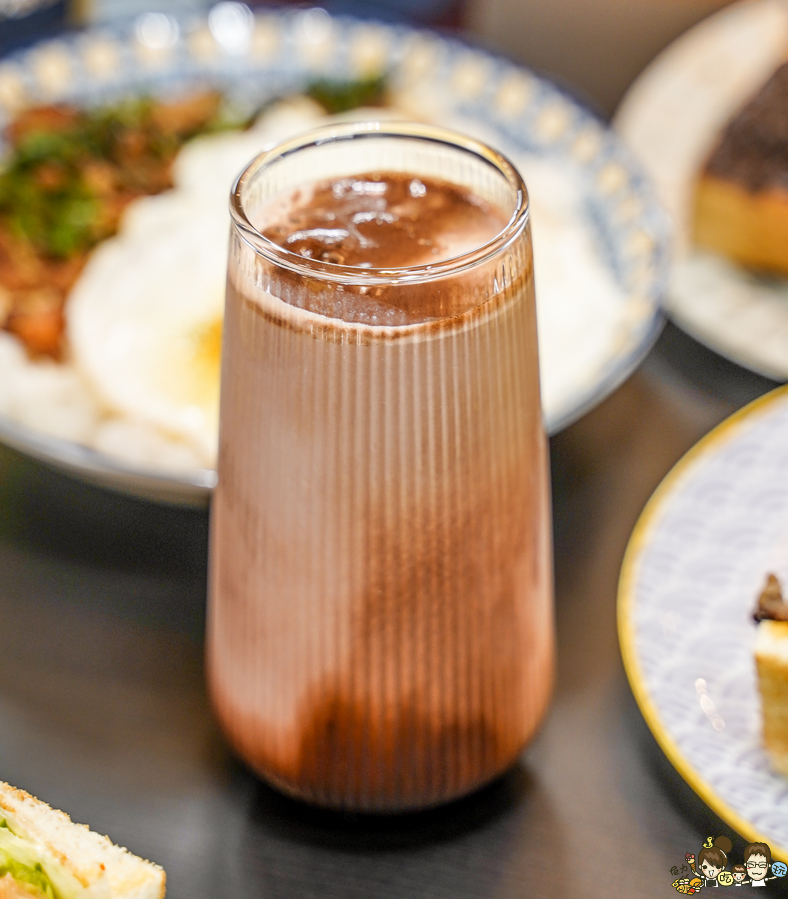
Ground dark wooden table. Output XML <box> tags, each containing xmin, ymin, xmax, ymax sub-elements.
<box><xmin>0</xmin><ymin>321</ymin><xmax>782</xmax><ymax>898</ymax></box>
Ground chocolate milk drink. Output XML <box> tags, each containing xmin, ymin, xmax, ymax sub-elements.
<box><xmin>208</xmin><ymin>124</ymin><xmax>554</xmax><ymax>811</ymax></box>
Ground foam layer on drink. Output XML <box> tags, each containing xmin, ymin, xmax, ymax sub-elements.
<box><xmin>254</xmin><ymin>172</ymin><xmax>509</xmax><ymax>325</ymax></box>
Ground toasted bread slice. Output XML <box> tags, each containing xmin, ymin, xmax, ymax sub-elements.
<box><xmin>694</xmin><ymin>60</ymin><xmax>788</xmax><ymax>275</ymax></box>
<box><xmin>0</xmin><ymin>783</ymin><xmax>165</xmax><ymax>899</ymax></box>
<box><xmin>694</xmin><ymin>175</ymin><xmax>788</xmax><ymax>275</ymax></box>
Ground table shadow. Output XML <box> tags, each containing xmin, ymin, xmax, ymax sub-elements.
<box><xmin>649</xmin><ymin>320</ymin><xmax>780</xmax><ymax>410</ymax></box>
<box><xmin>0</xmin><ymin>442</ymin><xmax>209</xmax><ymax>580</ymax></box>
<box><xmin>218</xmin><ymin>756</ymin><xmax>566</xmax><ymax>899</ymax></box>
<box><xmin>240</xmin><ymin>761</ymin><xmax>532</xmax><ymax>852</ymax></box>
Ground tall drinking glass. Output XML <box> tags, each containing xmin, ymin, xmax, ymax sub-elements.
<box><xmin>208</xmin><ymin>122</ymin><xmax>553</xmax><ymax>812</ymax></box>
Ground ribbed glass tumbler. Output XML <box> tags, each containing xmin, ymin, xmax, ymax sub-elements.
<box><xmin>208</xmin><ymin>122</ymin><xmax>554</xmax><ymax>812</ymax></box>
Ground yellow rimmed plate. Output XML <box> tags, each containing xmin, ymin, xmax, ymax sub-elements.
<box><xmin>619</xmin><ymin>385</ymin><xmax>788</xmax><ymax>859</ymax></box>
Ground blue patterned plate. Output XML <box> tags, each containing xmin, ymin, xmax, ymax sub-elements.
<box><xmin>619</xmin><ymin>386</ymin><xmax>788</xmax><ymax>860</ymax></box>
<box><xmin>0</xmin><ymin>6</ymin><xmax>668</xmax><ymax>503</ymax></box>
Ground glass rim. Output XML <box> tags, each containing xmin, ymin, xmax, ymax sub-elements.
<box><xmin>229</xmin><ymin>120</ymin><xmax>530</xmax><ymax>286</ymax></box>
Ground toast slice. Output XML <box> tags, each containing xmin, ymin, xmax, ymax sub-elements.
<box><xmin>0</xmin><ymin>783</ymin><xmax>165</xmax><ymax>899</ymax></box>
<box><xmin>694</xmin><ymin>61</ymin><xmax>788</xmax><ymax>275</ymax></box>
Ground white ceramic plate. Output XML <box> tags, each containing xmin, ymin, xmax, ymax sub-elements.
<box><xmin>0</xmin><ymin>7</ymin><xmax>668</xmax><ymax>504</ymax></box>
<box><xmin>619</xmin><ymin>386</ymin><xmax>788</xmax><ymax>859</ymax></box>
<box><xmin>615</xmin><ymin>0</ymin><xmax>788</xmax><ymax>382</ymax></box>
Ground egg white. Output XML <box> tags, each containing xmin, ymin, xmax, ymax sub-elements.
<box><xmin>172</xmin><ymin>96</ymin><xmax>326</xmax><ymax>201</ymax></box>
<box><xmin>68</xmin><ymin>203</ymin><xmax>227</xmax><ymax>463</ymax></box>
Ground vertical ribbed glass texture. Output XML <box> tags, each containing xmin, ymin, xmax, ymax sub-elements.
<box><xmin>208</xmin><ymin>123</ymin><xmax>554</xmax><ymax>811</ymax></box>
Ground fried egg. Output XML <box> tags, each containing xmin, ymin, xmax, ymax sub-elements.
<box><xmin>68</xmin><ymin>203</ymin><xmax>227</xmax><ymax>465</ymax></box>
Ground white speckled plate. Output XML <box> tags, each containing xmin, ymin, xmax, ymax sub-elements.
<box><xmin>619</xmin><ymin>385</ymin><xmax>788</xmax><ymax>859</ymax></box>
<box><xmin>615</xmin><ymin>0</ymin><xmax>788</xmax><ymax>382</ymax></box>
<box><xmin>0</xmin><ymin>7</ymin><xmax>668</xmax><ymax>504</ymax></box>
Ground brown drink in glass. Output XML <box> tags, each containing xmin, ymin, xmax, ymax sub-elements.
<box><xmin>208</xmin><ymin>122</ymin><xmax>554</xmax><ymax>812</ymax></box>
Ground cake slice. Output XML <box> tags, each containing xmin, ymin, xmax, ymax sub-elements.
<box><xmin>753</xmin><ymin>574</ymin><xmax>788</xmax><ymax>776</ymax></box>
<box><xmin>694</xmin><ymin>61</ymin><xmax>788</xmax><ymax>275</ymax></box>
<box><xmin>0</xmin><ymin>783</ymin><xmax>165</xmax><ymax>899</ymax></box>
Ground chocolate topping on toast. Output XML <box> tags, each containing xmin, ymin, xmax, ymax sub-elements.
<box><xmin>704</xmin><ymin>62</ymin><xmax>788</xmax><ymax>192</ymax></box>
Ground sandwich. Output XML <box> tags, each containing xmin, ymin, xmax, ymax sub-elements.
<box><xmin>0</xmin><ymin>783</ymin><xmax>165</xmax><ymax>899</ymax></box>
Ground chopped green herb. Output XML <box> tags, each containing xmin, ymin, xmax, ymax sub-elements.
<box><xmin>0</xmin><ymin>93</ymin><xmax>231</xmax><ymax>259</ymax></box>
<box><xmin>306</xmin><ymin>73</ymin><xmax>388</xmax><ymax>114</ymax></box>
